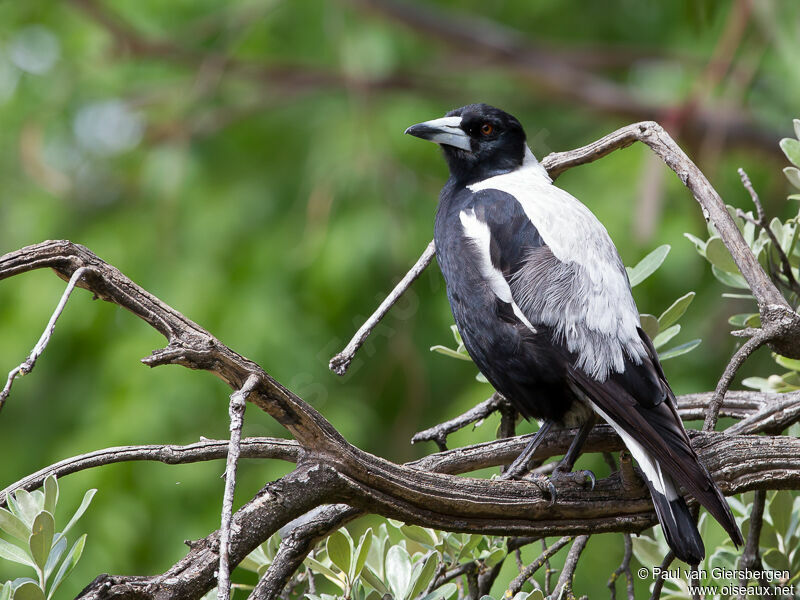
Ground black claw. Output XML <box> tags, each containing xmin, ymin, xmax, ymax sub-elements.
<box><xmin>526</xmin><ymin>473</ymin><xmax>557</xmax><ymax>505</ymax></box>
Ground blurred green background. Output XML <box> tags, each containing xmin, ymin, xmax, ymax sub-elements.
<box><xmin>0</xmin><ymin>0</ymin><xmax>798</xmax><ymax>597</ymax></box>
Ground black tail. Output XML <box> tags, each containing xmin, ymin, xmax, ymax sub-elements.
<box><xmin>646</xmin><ymin>480</ymin><xmax>704</xmax><ymax>565</ymax></box>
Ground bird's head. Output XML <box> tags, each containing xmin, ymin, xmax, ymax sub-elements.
<box><xmin>405</xmin><ymin>103</ymin><xmax>527</xmax><ymax>183</ymax></box>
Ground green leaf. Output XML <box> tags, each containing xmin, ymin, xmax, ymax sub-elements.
<box><xmin>794</xmin><ymin>119</ymin><xmax>800</xmax><ymax>140</ymax></box>
<box><xmin>351</xmin><ymin>528</ymin><xmax>372</xmax><ymax>581</ymax></box>
<box><xmin>419</xmin><ymin>583</ymin><xmax>457</xmax><ymax>600</ymax></box>
<box><xmin>11</xmin><ymin>583</ymin><xmax>44</xmax><ymax>600</ymax></box>
<box><xmin>0</xmin><ymin>582</ymin><xmax>11</xmax><ymax>600</ymax></box>
<box><xmin>626</xmin><ymin>245</ymin><xmax>670</xmax><ymax>287</ymax></box>
<box><xmin>728</xmin><ymin>313</ymin><xmax>760</xmax><ymax>328</ymax></box>
<box><xmin>326</xmin><ymin>530</ymin><xmax>351</xmax><ymax>577</ymax></box>
<box><xmin>763</xmin><ymin>548</ymin><xmax>791</xmax><ymax>572</ymax></box>
<box><xmin>28</xmin><ymin>511</ymin><xmax>55</xmax><ymax>570</ymax></box>
<box><xmin>46</xmin><ymin>534</ymin><xmax>85</xmax><ymax>600</ymax></box>
<box><xmin>741</xmin><ymin>377</ymin><xmax>772</xmax><ymax>392</ymax></box>
<box><xmin>658</xmin><ymin>292</ymin><xmax>695</xmax><ymax>329</ymax></box>
<box><xmin>781</xmin><ymin>138</ymin><xmax>800</xmax><ymax>168</ymax></box>
<box><xmin>789</xmin><ymin>194</ymin><xmax>800</xmax><ymax>201</ymax></box>
<box><xmin>42</xmin><ymin>478</ymin><xmax>58</xmax><ymax>518</ymax></box>
<box><xmin>0</xmin><ymin>537</ymin><xmax>35</xmax><ymax>568</ymax></box>
<box><xmin>484</xmin><ymin>547</ymin><xmax>505</xmax><ymax>567</ymax></box>
<box><xmin>304</xmin><ymin>556</ymin><xmax>342</xmax><ymax>584</ymax></box>
<box><xmin>429</xmin><ymin>345</ymin><xmax>472</xmax><ymax>361</ymax></box>
<box><xmin>784</xmin><ymin>167</ymin><xmax>800</xmax><ymax>190</ymax></box>
<box><xmin>44</xmin><ymin>537</ymin><xmax>67</xmax><ymax>582</ymax></box>
<box><xmin>359</xmin><ymin>566</ymin><xmax>389</xmax><ymax>595</ymax></box>
<box><xmin>400</xmin><ymin>525</ymin><xmax>437</xmax><ymax>548</ymax></box>
<box><xmin>722</xmin><ymin>292</ymin><xmax>755</xmax><ymax>300</ymax></box>
<box><xmin>55</xmin><ymin>489</ymin><xmax>96</xmax><ymax>543</ymax></box>
<box><xmin>705</xmin><ymin>237</ymin><xmax>739</xmax><ymax>273</ymax></box>
<box><xmin>683</xmin><ymin>232</ymin><xmax>707</xmax><ymax>253</ymax></box>
<box><xmin>653</xmin><ymin>324</ymin><xmax>680</xmax><ymax>349</ymax></box>
<box><xmin>409</xmin><ymin>553</ymin><xmax>438</xmax><ymax>600</ymax></box>
<box><xmin>774</xmin><ymin>354</ymin><xmax>800</xmax><ymax>372</ymax></box>
<box><xmin>0</xmin><ymin>508</ymin><xmax>30</xmax><ymax>542</ymax></box>
<box><xmin>385</xmin><ymin>545</ymin><xmax>412</xmax><ymax>600</ymax></box>
<box><xmin>12</xmin><ymin>491</ymin><xmax>40</xmax><ymax>528</ymax></box>
<box><xmin>711</xmin><ymin>265</ymin><xmax>749</xmax><ymax>289</ymax></box>
<box><xmin>639</xmin><ymin>314</ymin><xmax>659</xmax><ymax>340</ymax></box>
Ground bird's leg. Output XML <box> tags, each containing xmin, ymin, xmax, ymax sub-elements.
<box><xmin>501</xmin><ymin>419</ymin><xmax>554</xmax><ymax>480</ymax></box>
<box><xmin>550</xmin><ymin>413</ymin><xmax>597</xmax><ymax>489</ymax></box>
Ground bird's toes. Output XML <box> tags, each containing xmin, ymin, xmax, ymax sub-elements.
<box><xmin>551</xmin><ymin>468</ymin><xmax>596</xmax><ymax>490</ymax></box>
<box><xmin>524</xmin><ymin>472</ymin><xmax>557</xmax><ymax>505</ymax></box>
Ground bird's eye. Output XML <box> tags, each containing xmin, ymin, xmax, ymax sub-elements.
<box><xmin>480</xmin><ymin>123</ymin><xmax>494</xmax><ymax>136</ymax></box>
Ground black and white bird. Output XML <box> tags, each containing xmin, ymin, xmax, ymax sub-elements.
<box><xmin>405</xmin><ymin>103</ymin><xmax>742</xmax><ymax>565</ymax></box>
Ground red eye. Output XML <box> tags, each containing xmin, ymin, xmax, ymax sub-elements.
<box><xmin>480</xmin><ymin>123</ymin><xmax>493</xmax><ymax>136</ymax></box>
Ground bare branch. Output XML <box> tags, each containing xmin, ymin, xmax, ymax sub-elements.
<box><xmin>329</xmin><ymin>240</ymin><xmax>435</xmax><ymax>375</ymax></box>
<box><xmin>648</xmin><ymin>552</ymin><xmax>675</xmax><ymax>600</ymax></box>
<box><xmin>505</xmin><ymin>536</ymin><xmax>571</xmax><ymax>596</ymax></box>
<box><xmin>0</xmin><ymin>437</ymin><xmax>300</xmax><ymax>508</ymax></box>
<box><xmin>551</xmin><ymin>535</ymin><xmax>590</xmax><ymax>600</ymax></box>
<box><xmin>608</xmin><ymin>534</ymin><xmax>635</xmax><ymax>600</ymax></box>
<box><xmin>219</xmin><ymin>375</ymin><xmax>258</xmax><ymax>600</ymax></box>
<box><xmin>411</xmin><ymin>392</ymin><xmax>508</xmax><ymax>450</ymax></box>
<box><xmin>703</xmin><ymin>331</ymin><xmax>769</xmax><ymax>431</ymax></box>
<box><xmin>736</xmin><ymin>167</ymin><xmax>800</xmax><ymax>299</ymax></box>
<box><xmin>1</xmin><ymin>266</ymin><xmax>90</xmax><ymax>412</ymax></box>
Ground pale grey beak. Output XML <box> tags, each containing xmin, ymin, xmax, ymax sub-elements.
<box><xmin>404</xmin><ymin>116</ymin><xmax>472</xmax><ymax>152</ymax></box>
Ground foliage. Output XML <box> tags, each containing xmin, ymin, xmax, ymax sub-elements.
<box><xmin>0</xmin><ymin>476</ymin><xmax>94</xmax><ymax>600</ymax></box>
<box><xmin>431</xmin><ymin>245</ymin><xmax>701</xmax><ymax>376</ymax></box>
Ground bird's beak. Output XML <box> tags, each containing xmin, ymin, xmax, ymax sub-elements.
<box><xmin>404</xmin><ymin>116</ymin><xmax>472</xmax><ymax>152</ymax></box>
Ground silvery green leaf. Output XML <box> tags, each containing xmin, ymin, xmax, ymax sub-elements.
<box><xmin>0</xmin><ymin>538</ymin><xmax>34</xmax><ymax>568</ymax></box>
<box><xmin>0</xmin><ymin>508</ymin><xmax>29</xmax><ymax>542</ymax></box>
<box><xmin>626</xmin><ymin>245</ymin><xmax>670</xmax><ymax>287</ymax></box>
<box><xmin>774</xmin><ymin>354</ymin><xmax>800</xmax><ymax>372</ymax></box>
<box><xmin>705</xmin><ymin>237</ymin><xmax>738</xmax><ymax>274</ymax></box>
<box><xmin>12</xmin><ymin>491</ymin><xmax>39</xmax><ymax>528</ymax></box>
<box><xmin>683</xmin><ymin>232</ymin><xmax>707</xmax><ymax>254</ymax></box>
<box><xmin>711</xmin><ymin>265</ymin><xmax>748</xmax><ymax>289</ymax></box>
<box><xmin>419</xmin><ymin>582</ymin><xmax>457</xmax><ymax>600</ymax></box>
<box><xmin>44</xmin><ymin>537</ymin><xmax>67</xmax><ymax>582</ymax></box>
<box><xmin>658</xmin><ymin>292</ymin><xmax>695</xmax><ymax>329</ymax></box>
<box><xmin>10</xmin><ymin>583</ymin><xmax>44</xmax><ymax>600</ymax></box>
<box><xmin>42</xmin><ymin>478</ymin><xmax>58</xmax><ymax>518</ymax></box>
<box><xmin>794</xmin><ymin>119</ymin><xmax>800</xmax><ymax>140</ymax></box>
<box><xmin>400</xmin><ymin>525</ymin><xmax>436</xmax><ymax>548</ymax></box>
<box><xmin>409</xmin><ymin>552</ymin><xmax>438</xmax><ymax>600</ymax></box>
<box><xmin>0</xmin><ymin>582</ymin><xmax>10</xmax><ymax>600</ymax></box>
<box><xmin>639</xmin><ymin>314</ymin><xmax>659</xmax><ymax>340</ymax></box>
<box><xmin>429</xmin><ymin>345</ymin><xmax>472</xmax><ymax>361</ymax></box>
<box><xmin>475</xmin><ymin>372</ymin><xmax>488</xmax><ymax>383</ymax></box>
<box><xmin>326</xmin><ymin>529</ymin><xmax>351</xmax><ymax>576</ymax></box>
<box><xmin>359</xmin><ymin>566</ymin><xmax>389</xmax><ymax>595</ymax></box>
<box><xmin>653</xmin><ymin>324</ymin><xmax>680</xmax><ymax>349</ymax></box>
<box><xmin>55</xmin><ymin>489</ymin><xmax>95</xmax><ymax>544</ymax></box>
<box><xmin>46</xmin><ymin>534</ymin><xmax>85</xmax><ymax>600</ymax></box>
<box><xmin>728</xmin><ymin>313</ymin><xmax>760</xmax><ymax>328</ymax></box>
<box><xmin>784</xmin><ymin>167</ymin><xmax>800</xmax><ymax>190</ymax></box>
<box><xmin>781</xmin><ymin>138</ymin><xmax>800</xmax><ymax>167</ymax></box>
<box><xmin>352</xmin><ymin>528</ymin><xmax>372</xmax><ymax>581</ymax></box>
<box><xmin>385</xmin><ymin>545</ymin><xmax>412</xmax><ymax>600</ymax></box>
<box><xmin>741</xmin><ymin>377</ymin><xmax>772</xmax><ymax>392</ymax></box>
<box><xmin>305</xmin><ymin>556</ymin><xmax>344</xmax><ymax>589</ymax></box>
<box><xmin>28</xmin><ymin>511</ymin><xmax>55</xmax><ymax>570</ymax></box>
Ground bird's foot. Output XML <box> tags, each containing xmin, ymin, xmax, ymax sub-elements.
<box><xmin>550</xmin><ymin>467</ymin><xmax>596</xmax><ymax>491</ymax></box>
<box><xmin>522</xmin><ymin>472</ymin><xmax>557</xmax><ymax>506</ymax></box>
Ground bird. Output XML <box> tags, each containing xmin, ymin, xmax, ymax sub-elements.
<box><xmin>404</xmin><ymin>103</ymin><xmax>742</xmax><ymax>565</ymax></box>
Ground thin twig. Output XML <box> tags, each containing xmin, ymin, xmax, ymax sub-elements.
<box><xmin>542</xmin><ymin>537</ymin><xmax>554</xmax><ymax>596</ymax></box>
<box><xmin>703</xmin><ymin>331</ymin><xmax>768</xmax><ymax>431</ymax></box>
<box><xmin>648</xmin><ymin>552</ymin><xmax>675</xmax><ymax>600</ymax></box>
<box><xmin>0</xmin><ymin>267</ymin><xmax>90</xmax><ymax>412</ymax></box>
<box><xmin>607</xmin><ymin>534</ymin><xmax>634</xmax><ymax>600</ymax></box>
<box><xmin>411</xmin><ymin>392</ymin><xmax>507</xmax><ymax>450</ymax></box>
<box><xmin>505</xmin><ymin>536</ymin><xmax>571</xmax><ymax>596</ymax></box>
<box><xmin>551</xmin><ymin>535</ymin><xmax>589</xmax><ymax>600</ymax></box>
<box><xmin>218</xmin><ymin>374</ymin><xmax>258</xmax><ymax>600</ymax></box>
<box><xmin>736</xmin><ymin>167</ymin><xmax>800</xmax><ymax>299</ymax></box>
<box><xmin>329</xmin><ymin>240</ymin><xmax>435</xmax><ymax>375</ymax></box>
<box><xmin>0</xmin><ymin>437</ymin><xmax>300</xmax><ymax>508</ymax></box>
<box><xmin>736</xmin><ymin>489</ymin><xmax>770</xmax><ymax>599</ymax></box>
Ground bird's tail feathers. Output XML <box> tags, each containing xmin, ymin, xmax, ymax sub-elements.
<box><xmin>646</xmin><ymin>480</ymin><xmax>705</xmax><ymax>566</ymax></box>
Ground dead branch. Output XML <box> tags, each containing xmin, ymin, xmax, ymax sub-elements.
<box><xmin>551</xmin><ymin>535</ymin><xmax>589</xmax><ymax>600</ymax></box>
<box><xmin>506</xmin><ymin>536</ymin><xmax>571</xmax><ymax>596</ymax></box>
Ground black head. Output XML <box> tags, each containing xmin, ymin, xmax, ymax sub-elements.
<box><xmin>405</xmin><ymin>103</ymin><xmax>527</xmax><ymax>184</ymax></box>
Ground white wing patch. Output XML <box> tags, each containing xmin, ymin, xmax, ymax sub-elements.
<box><xmin>459</xmin><ymin>208</ymin><xmax>537</xmax><ymax>334</ymax></box>
<box><xmin>588</xmin><ymin>400</ymin><xmax>677</xmax><ymax>500</ymax></box>
<box><xmin>468</xmin><ymin>146</ymin><xmax>646</xmax><ymax>379</ymax></box>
